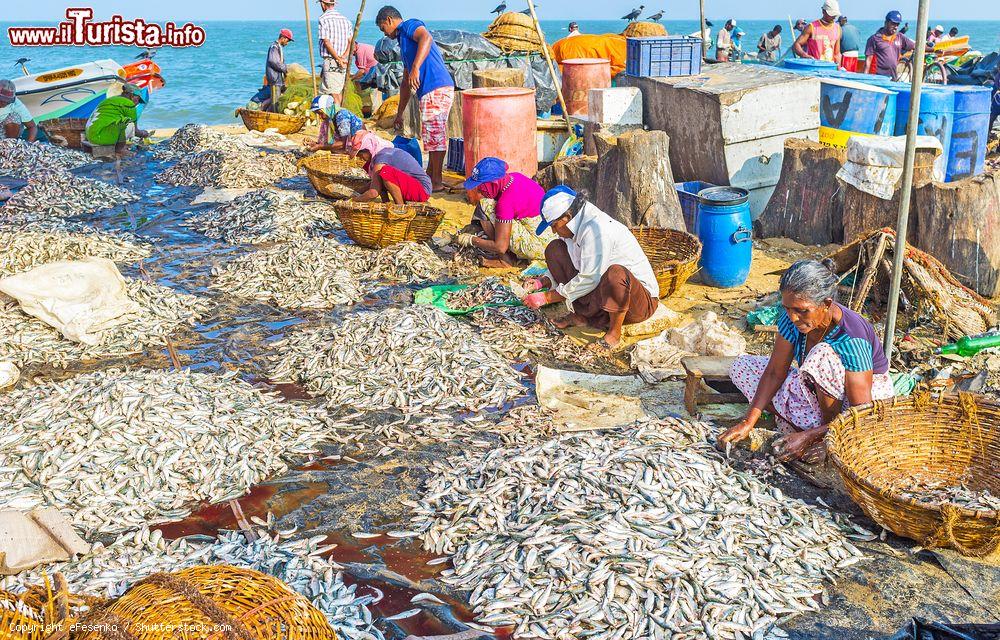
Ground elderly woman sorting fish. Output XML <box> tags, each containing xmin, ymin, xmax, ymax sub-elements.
<box><xmin>520</xmin><ymin>187</ymin><xmax>659</xmax><ymax>349</ymax></box>
<box><xmin>719</xmin><ymin>259</ymin><xmax>895</xmax><ymax>462</ymax></box>
<box><xmin>445</xmin><ymin>157</ymin><xmax>558</xmax><ymax>268</ymax></box>
<box><xmin>306</xmin><ymin>95</ymin><xmax>366</xmax><ymax>153</ymax></box>
<box><xmin>350</xmin><ymin>131</ymin><xmax>432</xmax><ymax>204</ymax></box>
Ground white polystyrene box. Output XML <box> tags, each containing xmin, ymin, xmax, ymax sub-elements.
<box><xmin>587</xmin><ymin>87</ymin><xmax>642</xmax><ymax>126</ymax></box>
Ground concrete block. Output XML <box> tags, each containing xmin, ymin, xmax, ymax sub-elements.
<box><xmin>587</xmin><ymin>87</ymin><xmax>642</xmax><ymax>126</ymax></box>
<box><xmin>583</xmin><ymin>122</ymin><xmax>646</xmax><ymax>156</ymax></box>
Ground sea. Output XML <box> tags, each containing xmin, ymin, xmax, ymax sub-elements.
<box><xmin>2</xmin><ymin>19</ymin><xmax>998</xmax><ymax>129</ymax></box>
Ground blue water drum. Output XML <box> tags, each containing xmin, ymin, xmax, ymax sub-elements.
<box><xmin>783</xmin><ymin>58</ymin><xmax>838</xmax><ymax>72</ymax></box>
<box><xmin>893</xmin><ymin>86</ymin><xmax>956</xmax><ymax>164</ymax></box>
<box><xmin>945</xmin><ymin>86</ymin><xmax>992</xmax><ymax>181</ymax></box>
<box><xmin>697</xmin><ymin>187</ymin><xmax>753</xmax><ymax>289</ymax></box>
<box><xmin>820</xmin><ymin>78</ymin><xmax>897</xmax><ymax>136</ymax></box>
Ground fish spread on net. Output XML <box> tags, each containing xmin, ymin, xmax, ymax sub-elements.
<box><xmin>185</xmin><ymin>188</ymin><xmax>340</xmax><ymax>244</ymax></box>
<box><xmin>408</xmin><ymin>417</ymin><xmax>868</xmax><ymax>639</ymax></box>
<box><xmin>0</xmin><ymin>280</ymin><xmax>209</xmax><ymax>368</ymax></box>
<box><xmin>0</xmin><ymin>368</ymin><xmax>336</xmax><ymax>537</ymax></box>
<box><xmin>2</xmin><ymin>528</ymin><xmax>385</xmax><ymax>640</ymax></box>
<box><xmin>212</xmin><ymin>240</ymin><xmax>470</xmax><ymax>310</ymax></box>
<box><xmin>0</xmin><ymin>229</ymin><xmax>152</xmax><ymax>277</ymax></box>
<box><xmin>0</xmin><ymin>139</ymin><xmax>95</xmax><ymax>177</ymax></box>
<box><xmin>269</xmin><ymin>306</ymin><xmax>525</xmax><ymax>412</ymax></box>
<box><xmin>2</xmin><ymin>170</ymin><xmax>139</xmax><ymax>219</ymax></box>
<box><xmin>155</xmin><ymin>138</ymin><xmax>299</xmax><ymax>189</ymax></box>
<box><xmin>446</xmin><ymin>276</ymin><xmax>520</xmax><ymax>309</ymax></box>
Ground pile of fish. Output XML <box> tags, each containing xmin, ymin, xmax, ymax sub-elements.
<box><xmin>156</xmin><ymin>137</ymin><xmax>299</xmax><ymax>189</ymax></box>
<box><xmin>0</xmin><ymin>228</ymin><xmax>152</xmax><ymax>277</ymax></box>
<box><xmin>3</xmin><ymin>528</ymin><xmax>384</xmax><ymax>640</ymax></box>
<box><xmin>212</xmin><ymin>238</ymin><xmax>362</xmax><ymax>309</ymax></box>
<box><xmin>365</xmin><ymin>241</ymin><xmax>475</xmax><ymax>283</ymax></box>
<box><xmin>0</xmin><ymin>280</ymin><xmax>209</xmax><ymax>368</ymax></box>
<box><xmin>446</xmin><ymin>277</ymin><xmax>519</xmax><ymax>309</ymax></box>
<box><xmin>895</xmin><ymin>477</ymin><xmax>1000</xmax><ymax>511</ymax></box>
<box><xmin>185</xmin><ymin>189</ymin><xmax>340</xmax><ymax>244</ymax></box>
<box><xmin>0</xmin><ymin>368</ymin><xmax>333</xmax><ymax>536</ymax></box>
<box><xmin>2</xmin><ymin>170</ymin><xmax>138</xmax><ymax>219</ymax></box>
<box><xmin>270</xmin><ymin>306</ymin><xmax>525</xmax><ymax>412</ymax></box>
<box><xmin>409</xmin><ymin>418</ymin><xmax>867</xmax><ymax>639</ymax></box>
<box><xmin>0</xmin><ymin>139</ymin><xmax>94</xmax><ymax>177</ymax></box>
<box><xmin>150</xmin><ymin>123</ymin><xmax>233</xmax><ymax>160</ymax></box>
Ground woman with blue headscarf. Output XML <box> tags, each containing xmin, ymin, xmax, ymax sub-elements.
<box><xmin>306</xmin><ymin>95</ymin><xmax>366</xmax><ymax>152</ymax></box>
<box><xmin>520</xmin><ymin>186</ymin><xmax>659</xmax><ymax>349</ymax></box>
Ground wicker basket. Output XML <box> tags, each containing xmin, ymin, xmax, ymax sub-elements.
<box><xmin>39</xmin><ymin>118</ymin><xmax>88</xmax><ymax>149</ymax></box>
<box><xmin>76</xmin><ymin>565</ymin><xmax>337</xmax><ymax>640</ymax></box>
<box><xmin>827</xmin><ymin>392</ymin><xmax>1000</xmax><ymax>558</ymax></box>
<box><xmin>335</xmin><ymin>200</ymin><xmax>445</xmax><ymax>248</ymax></box>
<box><xmin>484</xmin><ymin>12</ymin><xmax>545</xmax><ymax>53</ymax></box>
<box><xmin>237</xmin><ymin>108</ymin><xmax>306</xmax><ymax>135</ymax></box>
<box><xmin>631</xmin><ymin>227</ymin><xmax>702</xmax><ymax>298</ymax></box>
<box><xmin>300</xmin><ymin>154</ymin><xmax>371</xmax><ymax>199</ymax></box>
<box><xmin>0</xmin><ymin>590</ymin><xmax>45</xmax><ymax>640</ymax></box>
<box><xmin>622</xmin><ymin>21</ymin><xmax>668</xmax><ymax>37</ymax></box>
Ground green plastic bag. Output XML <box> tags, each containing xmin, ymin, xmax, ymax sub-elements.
<box><xmin>414</xmin><ymin>284</ymin><xmax>522</xmax><ymax>316</ymax></box>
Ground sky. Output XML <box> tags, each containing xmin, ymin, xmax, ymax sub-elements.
<box><xmin>5</xmin><ymin>0</ymin><xmax>1000</xmax><ymax>22</ymax></box>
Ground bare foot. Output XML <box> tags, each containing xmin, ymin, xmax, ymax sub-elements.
<box><xmin>603</xmin><ymin>330</ymin><xmax>623</xmax><ymax>348</ymax></box>
<box><xmin>432</xmin><ymin>183</ymin><xmax>447</xmax><ymax>193</ymax></box>
<box><xmin>553</xmin><ymin>313</ymin><xmax>588</xmax><ymax>329</ymax></box>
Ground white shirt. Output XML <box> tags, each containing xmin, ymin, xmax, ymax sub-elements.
<box><xmin>567</xmin><ymin>29</ymin><xmax>581</xmax><ymax>37</ymax></box>
<box><xmin>550</xmin><ymin>202</ymin><xmax>659</xmax><ymax>312</ymax></box>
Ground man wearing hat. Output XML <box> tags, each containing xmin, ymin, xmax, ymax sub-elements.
<box><xmin>265</xmin><ymin>28</ymin><xmax>294</xmax><ymax>113</ymax></box>
<box><xmin>927</xmin><ymin>25</ymin><xmax>945</xmax><ymax>47</ymax></box>
<box><xmin>520</xmin><ymin>187</ymin><xmax>659</xmax><ymax>349</ymax></box>
<box><xmin>793</xmin><ymin>1</ymin><xmax>842</xmax><ymax>65</ymax></box>
<box><xmin>864</xmin><ymin>11</ymin><xmax>915</xmax><ymax>78</ymax></box>
<box><xmin>715</xmin><ymin>19</ymin><xmax>736</xmax><ymax>62</ymax></box>
<box><xmin>318</xmin><ymin>0</ymin><xmax>352</xmax><ymax>104</ymax></box>
<box><xmin>0</xmin><ymin>79</ymin><xmax>37</xmax><ymax>142</ymax></box>
<box><xmin>85</xmin><ymin>83</ymin><xmax>150</xmax><ymax>153</ymax></box>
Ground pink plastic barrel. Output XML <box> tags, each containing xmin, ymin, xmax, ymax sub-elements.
<box><xmin>461</xmin><ymin>87</ymin><xmax>538</xmax><ymax>179</ymax></box>
<box><xmin>561</xmin><ymin>58</ymin><xmax>611</xmax><ymax>116</ymax></box>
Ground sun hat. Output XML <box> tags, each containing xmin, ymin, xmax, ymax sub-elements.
<box><xmin>886</xmin><ymin>10</ymin><xmax>903</xmax><ymax>24</ymax></box>
<box><xmin>0</xmin><ymin>80</ymin><xmax>15</xmax><ymax>105</ymax></box>
<box><xmin>122</xmin><ymin>82</ymin><xmax>146</xmax><ymax>104</ymax></box>
<box><xmin>536</xmin><ymin>186</ymin><xmax>576</xmax><ymax>235</ymax></box>
<box><xmin>279</xmin><ymin>28</ymin><xmax>295</xmax><ymax>41</ymax></box>
<box><xmin>463</xmin><ymin>157</ymin><xmax>508</xmax><ymax>190</ymax></box>
<box><xmin>933</xmin><ymin>25</ymin><xmax>944</xmax><ymax>33</ymax></box>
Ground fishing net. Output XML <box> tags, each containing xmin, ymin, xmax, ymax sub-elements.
<box><xmin>621</xmin><ymin>21</ymin><xmax>668</xmax><ymax>37</ymax></box>
<box><xmin>483</xmin><ymin>12</ymin><xmax>546</xmax><ymax>53</ymax></box>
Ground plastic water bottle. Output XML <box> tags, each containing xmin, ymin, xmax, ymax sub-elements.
<box><xmin>935</xmin><ymin>331</ymin><xmax>1000</xmax><ymax>357</ymax></box>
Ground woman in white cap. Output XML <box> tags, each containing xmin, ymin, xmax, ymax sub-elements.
<box><xmin>520</xmin><ymin>187</ymin><xmax>659</xmax><ymax>349</ymax></box>
<box><xmin>793</xmin><ymin>0</ymin><xmax>842</xmax><ymax>65</ymax></box>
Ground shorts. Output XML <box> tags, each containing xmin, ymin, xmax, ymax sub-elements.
<box><xmin>419</xmin><ymin>86</ymin><xmax>454</xmax><ymax>153</ymax></box>
<box><xmin>378</xmin><ymin>165</ymin><xmax>429</xmax><ymax>203</ymax></box>
<box><xmin>320</xmin><ymin>58</ymin><xmax>347</xmax><ymax>96</ymax></box>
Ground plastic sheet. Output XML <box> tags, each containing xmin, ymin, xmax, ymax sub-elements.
<box><xmin>370</xmin><ymin>31</ymin><xmax>559</xmax><ymax>112</ymax></box>
<box><xmin>888</xmin><ymin>618</ymin><xmax>1000</xmax><ymax>640</ymax></box>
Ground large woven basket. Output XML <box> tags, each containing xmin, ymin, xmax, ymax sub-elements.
<box><xmin>827</xmin><ymin>392</ymin><xmax>1000</xmax><ymax>558</ymax></box>
<box><xmin>631</xmin><ymin>227</ymin><xmax>702</xmax><ymax>298</ymax></box>
<box><xmin>76</xmin><ymin>565</ymin><xmax>336</xmax><ymax>640</ymax></box>
<box><xmin>484</xmin><ymin>12</ymin><xmax>545</xmax><ymax>53</ymax></box>
<box><xmin>237</xmin><ymin>108</ymin><xmax>306</xmax><ymax>135</ymax></box>
<box><xmin>335</xmin><ymin>200</ymin><xmax>445</xmax><ymax>248</ymax></box>
<box><xmin>301</xmin><ymin>154</ymin><xmax>371</xmax><ymax>199</ymax></box>
<box><xmin>39</xmin><ymin>118</ymin><xmax>88</xmax><ymax>149</ymax></box>
<box><xmin>622</xmin><ymin>21</ymin><xmax>668</xmax><ymax>37</ymax></box>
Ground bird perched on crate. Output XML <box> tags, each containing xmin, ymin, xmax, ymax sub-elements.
<box><xmin>647</xmin><ymin>10</ymin><xmax>664</xmax><ymax>21</ymax></box>
<box><xmin>490</xmin><ymin>1</ymin><xmax>506</xmax><ymax>15</ymax></box>
<box><xmin>622</xmin><ymin>6</ymin><xmax>644</xmax><ymax>21</ymax></box>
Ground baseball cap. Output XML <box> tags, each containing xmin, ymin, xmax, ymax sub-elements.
<box><xmin>122</xmin><ymin>82</ymin><xmax>146</xmax><ymax>104</ymax></box>
<box><xmin>933</xmin><ymin>25</ymin><xmax>944</xmax><ymax>33</ymax></box>
<box><xmin>821</xmin><ymin>0</ymin><xmax>841</xmax><ymax>18</ymax></box>
<box><xmin>537</xmin><ymin>186</ymin><xmax>576</xmax><ymax>235</ymax></box>
<box><xmin>463</xmin><ymin>157</ymin><xmax>508</xmax><ymax>190</ymax></box>
<box><xmin>0</xmin><ymin>79</ymin><xmax>15</xmax><ymax>105</ymax></box>
<box><xmin>279</xmin><ymin>28</ymin><xmax>294</xmax><ymax>41</ymax></box>
<box><xmin>886</xmin><ymin>10</ymin><xmax>903</xmax><ymax>24</ymax></box>
<box><xmin>310</xmin><ymin>94</ymin><xmax>336</xmax><ymax>113</ymax></box>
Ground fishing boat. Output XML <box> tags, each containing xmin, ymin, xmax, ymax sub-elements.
<box><xmin>13</xmin><ymin>58</ymin><xmax>163</xmax><ymax>124</ymax></box>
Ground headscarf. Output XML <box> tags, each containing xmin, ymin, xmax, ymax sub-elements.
<box><xmin>477</xmin><ymin>175</ymin><xmax>514</xmax><ymax>200</ymax></box>
<box><xmin>350</xmin><ymin>131</ymin><xmax>394</xmax><ymax>173</ymax></box>
<box><xmin>312</xmin><ymin>95</ymin><xmax>339</xmax><ymax>144</ymax></box>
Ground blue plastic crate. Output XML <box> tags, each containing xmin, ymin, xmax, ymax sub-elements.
<box><xmin>676</xmin><ymin>180</ymin><xmax>716</xmax><ymax>233</ymax></box>
<box><xmin>447</xmin><ymin>138</ymin><xmax>465</xmax><ymax>174</ymax></box>
<box><xmin>626</xmin><ymin>36</ymin><xmax>703</xmax><ymax>78</ymax></box>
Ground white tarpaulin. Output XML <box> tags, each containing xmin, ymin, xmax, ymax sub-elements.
<box><xmin>837</xmin><ymin>135</ymin><xmax>944</xmax><ymax>200</ymax></box>
<box><xmin>0</xmin><ymin>362</ymin><xmax>18</xmax><ymax>390</ymax></box>
<box><xmin>0</xmin><ymin>257</ymin><xmax>139</xmax><ymax>345</ymax></box>
<box><xmin>631</xmin><ymin>312</ymin><xmax>747</xmax><ymax>383</ymax></box>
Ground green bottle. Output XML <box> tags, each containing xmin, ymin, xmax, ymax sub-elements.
<box><xmin>936</xmin><ymin>331</ymin><xmax>1000</xmax><ymax>357</ymax></box>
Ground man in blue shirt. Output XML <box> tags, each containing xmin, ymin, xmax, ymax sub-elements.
<box><xmin>376</xmin><ymin>5</ymin><xmax>454</xmax><ymax>192</ymax></box>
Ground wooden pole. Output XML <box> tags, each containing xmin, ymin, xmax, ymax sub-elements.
<box><xmin>341</xmin><ymin>0</ymin><xmax>369</xmax><ymax>105</ymax></box>
<box><xmin>883</xmin><ymin>0</ymin><xmax>931</xmax><ymax>362</ymax></box>
<box><xmin>526</xmin><ymin>0</ymin><xmax>572</xmax><ymax>134</ymax></box>
<box><xmin>304</xmin><ymin>0</ymin><xmax>318</xmax><ymax>95</ymax></box>
<box><xmin>699</xmin><ymin>0</ymin><xmax>707</xmax><ymax>57</ymax></box>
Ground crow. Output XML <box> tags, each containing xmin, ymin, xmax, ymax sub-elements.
<box><xmin>490</xmin><ymin>1</ymin><xmax>506</xmax><ymax>15</ymax></box>
<box><xmin>520</xmin><ymin>4</ymin><xmax>537</xmax><ymax>14</ymax></box>
<box><xmin>646</xmin><ymin>10</ymin><xmax>664</xmax><ymax>21</ymax></box>
<box><xmin>622</xmin><ymin>5</ymin><xmax>644</xmax><ymax>21</ymax></box>
<box><xmin>14</xmin><ymin>58</ymin><xmax>30</xmax><ymax>76</ymax></box>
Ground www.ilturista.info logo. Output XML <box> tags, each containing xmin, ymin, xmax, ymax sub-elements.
<box><xmin>8</xmin><ymin>8</ymin><xmax>207</xmax><ymax>47</ymax></box>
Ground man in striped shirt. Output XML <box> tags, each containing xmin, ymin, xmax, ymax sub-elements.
<box><xmin>318</xmin><ymin>0</ymin><xmax>352</xmax><ymax>103</ymax></box>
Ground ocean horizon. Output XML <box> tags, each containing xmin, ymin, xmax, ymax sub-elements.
<box><xmin>3</xmin><ymin>19</ymin><xmax>998</xmax><ymax>129</ymax></box>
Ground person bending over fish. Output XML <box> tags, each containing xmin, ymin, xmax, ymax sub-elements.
<box><xmin>350</xmin><ymin>131</ymin><xmax>431</xmax><ymax>204</ymax></box>
<box><xmin>306</xmin><ymin>95</ymin><xmax>365</xmax><ymax>153</ymax></box>
<box><xmin>718</xmin><ymin>259</ymin><xmax>895</xmax><ymax>462</ymax></box>
<box><xmin>520</xmin><ymin>187</ymin><xmax>659</xmax><ymax>349</ymax></box>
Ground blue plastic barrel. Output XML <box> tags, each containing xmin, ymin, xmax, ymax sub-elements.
<box><xmin>783</xmin><ymin>58</ymin><xmax>838</xmax><ymax>72</ymax></box>
<box><xmin>392</xmin><ymin>136</ymin><xmax>423</xmax><ymax>166</ymax></box>
<box><xmin>697</xmin><ymin>187</ymin><xmax>753</xmax><ymax>289</ymax></box>
<box><xmin>894</xmin><ymin>86</ymin><xmax>956</xmax><ymax>164</ymax></box>
<box><xmin>945</xmin><ymin>86</ymin><xmax>992</xmax><ymax>182</ymax></box>
<box><xmin>820</xmin><ymin>79</ymin><xmax>897</xmax><ymax>136</ymax></box>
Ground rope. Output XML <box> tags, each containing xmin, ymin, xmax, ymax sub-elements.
<box><xmin>925</xmin><ymin>504</ymin><xmax>1000</xmax><ymax>559</ymax></box>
